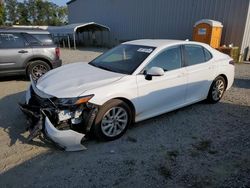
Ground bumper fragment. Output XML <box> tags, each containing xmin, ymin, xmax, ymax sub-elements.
<box><xmin>44</xmin><ymin>117</ymin><xmax>87</xmax><ymax>151</ymax></box>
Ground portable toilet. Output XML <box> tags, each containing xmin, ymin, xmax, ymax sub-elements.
<box><xmin>193</xmin><ymin>19</ymin><xmax>223</xmax><ymax>48</ymax></box>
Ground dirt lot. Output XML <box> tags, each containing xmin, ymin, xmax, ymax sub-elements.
<box><xmin>0</xmin><ymin>48</ymin><xmax>249</xmax><ymax>188</ymax></box>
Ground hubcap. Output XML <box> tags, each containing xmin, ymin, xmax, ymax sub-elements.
<box><xmin>101</xmin><ymin>107</ymin><xmax>128</xmax><ymax>137</ymax></box>
<box><xmin>32</xmin><ymin>64</ymin><xmax>48</xmax><ymax>79</ymax></box>
<box><xmin>212</xmin><ymin>79</ymin><xmax>225</xmax><ymax>101</ymax></box>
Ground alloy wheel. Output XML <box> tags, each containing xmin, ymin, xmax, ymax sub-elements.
<box><xmin>32</xmin><ymin>64</ymin><xmax>48</xmax><ymax>80</ymax></box>
<box><xmin>101</xmin><ymin>107</ymin><xmax>128</xmax><ymax>137</ymax></box>
<box><xmin>212</xmin><ymin>79</ymin><xmax>225</xmax><ymax>101</ymax></box>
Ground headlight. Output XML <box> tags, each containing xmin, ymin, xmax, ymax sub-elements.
<box><xmin>55</xmin><ymin>95</ymin><xmax>94</xmax><ymax>106</ymax></box>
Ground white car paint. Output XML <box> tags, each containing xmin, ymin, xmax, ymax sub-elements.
<box><xmin>36</xmin><ymin>62</ymin><xmax>124</xmax><ymax>98</ymax></box>
<box><xmin>28</xmin><ymin>40</ymin><xmax>234</xmax><ymax>151</ymax></box>
<box><xmin>35</xmin><ymin>39</ymin><xmax>234</xmax><ymax>122</ymax></box>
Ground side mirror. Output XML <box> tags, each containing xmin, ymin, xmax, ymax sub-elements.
<box><xmin>145</xmin><ymin>67</ymin><xmax>164</xmax><ymax>80</ymax></box>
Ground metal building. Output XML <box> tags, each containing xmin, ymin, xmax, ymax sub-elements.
<box><xmin>67</xmin><ymin>0</ymin><xmax>250</xmax><ymax>60</ymax></box>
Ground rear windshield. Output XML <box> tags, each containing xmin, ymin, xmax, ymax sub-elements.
<box><xmin>31</xmin><ymin>34</ymin><xmax>54</xmax><ymax>46</ymax></box>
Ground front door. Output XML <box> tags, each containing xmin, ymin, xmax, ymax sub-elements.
<box><xmin>136</xmin><ymin>45</ymin><xmax>187</xmax><ymax>121</ymax></box>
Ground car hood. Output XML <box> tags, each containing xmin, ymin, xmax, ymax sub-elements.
<box><xmin>36</xmin><ymin>62</ymin><xmax>124</xmax><ymax>98</ymax></box>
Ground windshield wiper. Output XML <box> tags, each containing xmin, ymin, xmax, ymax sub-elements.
<box><xmin>90</xmin><ymin>63</ymin><xmax>128</xmax><ymax>74</ymax></box>
<box><xmin>97</xmin><ymin>65</ymin><xmax>114</xmax><ymax>72</ymax></box>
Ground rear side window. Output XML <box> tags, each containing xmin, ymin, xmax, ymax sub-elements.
<box><xmin>204</xmin><ymin>48</ymin><xmax>213</xmax><ymax>61</ymax></box>
<box><xmin>0</xmin><ymin>33</ymin><xmax>25</xmax><ymax>48</ymax></box>
<box><xmin>31</xmin><ymin>34</ymin><xmax>54</xmax><ymax>45</ymax></box>
<box><xmin>22</xmin><ymin>33</ymin><xmax>41</xmax><ymax>46</ymax></box>
<box><xmin>184</xmin><ymin>45</ymin><xmax>205</xmax><ymax>66</ymax></box>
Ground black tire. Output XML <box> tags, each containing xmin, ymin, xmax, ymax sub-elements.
<box><xmin>27</xmin><ymin>60</ymin><xmax>51</xmax><ymax>80</ymax></box>
<box><xmin>207</xmin><ymin>76</ymin><xmax>226</xmax><ymax>103</ymax></box>
<box><xmin>93</xmin><ymin>99</ymin><xmax>132</xmax><ymax>141</ymax></box>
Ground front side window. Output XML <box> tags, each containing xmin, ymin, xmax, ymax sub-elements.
<box><xmin>145</xmin><ymin>46</ymin><xmax>182</xmax><ymax>72</ymax></box>
<box><xmin>184</xmin><ymin>45</ymin><xmax>207</xmax><ymax>66</ymax></box>
<box><xmin>90</xmin><ymin>44</ymin><xmax>155</xmax><ymax>74</ymax></box>
<box><xmin>0</xmin><ymin>33</ymin><xmax>25</xmax><ymax>48</ymax></box>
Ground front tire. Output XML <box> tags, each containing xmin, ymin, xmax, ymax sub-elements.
<box><xmin>93</xmin><ymin>99</ymin><xmax>132</xmax><ymax>141</ymax></box>
<box><xmin>207</xmin><ymin>76</ymin><xmax>226</xmax><ymax>103</ymax></box>
<box><xmin>27</xmin><ymin>60</ymin><xmax>51</xmax><ymax>80</ymax></box>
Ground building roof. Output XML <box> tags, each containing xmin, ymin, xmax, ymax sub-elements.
<box><xmin>47</xmin><ymin>22</ymin><xmax>110</xmax><ymax>35</ymax></box>
<box><xmin>0</xmin><ymin>27</ymin><xmax>50</xmax><ymax>34</ymax></box>
<box><xmin>67</xmin><ymin>0</ymin><xmax>77</xmax><ymax>5</ymax></box>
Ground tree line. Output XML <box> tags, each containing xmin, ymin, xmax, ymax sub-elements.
<box><xmin>0</xmin><ymin>0</ymin><xmax>68</xmax><ymax>26</ymax></box>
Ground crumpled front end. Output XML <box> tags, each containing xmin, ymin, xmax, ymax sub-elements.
<box><xmin>20</xmin><ymin>78</ymin><xmax>98</xmax><ymax>151</ymax></box>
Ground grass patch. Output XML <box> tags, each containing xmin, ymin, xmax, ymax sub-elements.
<box><xmin>123</xmin><ymin>159</ymin><xmax>136</xmax><ymax>166</ymax></box>
<box><xmin>158</xmin><ymin>165</ymin><xmax>172</xmax><ymax>179</ymax></box>
<box><xmin>189</xmin><ymin>149</ymin><xmax>200</xmax><ymax>157</ymax></box>
<box><xmin>126</xmin><ymin>136</ymin><xmax>137</xmax><ymax>143</ymax></box>
<box><xmin>193</xmin><ymin>140</ymin><xmax>212</xmax><ymax>151</ymax></box>
<box><xmin>167</xmin><ymin>150</ymin><xmax>179</xmax><ymax>161</ymax></box>
<box><xmin>208</xmin><ymin>150</ymin><xmax>218</xmax><ymax>155</ymax></box>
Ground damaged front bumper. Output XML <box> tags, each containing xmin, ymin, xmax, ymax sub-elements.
<box><xmin>20</xmin><ymin>79</ymin><xmax>98</xmax><ymax>151</ymax></box>
<box><xmin>20</xmin><ymin>104</ymin><xmax>87</xmax><ymax>151</ymax></box>
<box><xmin>44</xmin><ymin>117</ymin><xmax>86</xmax><ymax>151</ymax></box>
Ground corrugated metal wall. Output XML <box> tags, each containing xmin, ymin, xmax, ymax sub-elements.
<box><xmin>242</xmin><ymin>2</ymin><xmax>250</xmax><ymax>59</ymax></box>
<box><xmin>68</xmin><ymin>0</ymin><xmax>250</xmax><ymax>52</ymax></box>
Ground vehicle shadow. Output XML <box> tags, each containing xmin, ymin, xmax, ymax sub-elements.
<box><xmin>233</xmin><ymin>78</ymin><xmax>250</xmax><ymax>89</ymax></box>
<box><xmin>0</xmin><ymin>91</ymin><xmax>54</xmax><ymax>149</ymax></box>
<box><xmin>0</xmin><ymin>75</ymin><xmax>28</xmax><ymax>82</ymax></box>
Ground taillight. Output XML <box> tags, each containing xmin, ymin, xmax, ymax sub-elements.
<box><xmin>229</xmin><ymin>60</ymin><xmax>235</xmax><ymax>65</ymax></box>
<box><xmin>55</xmin><ymin>47</ymin><xmax>60</xmax><ymax>59</ymax></box>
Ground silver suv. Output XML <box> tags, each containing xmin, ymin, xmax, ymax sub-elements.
<box><xmin>0</xmin><ymin>28</ymin><xmax>62</xmax><ymax>79</ymax></box>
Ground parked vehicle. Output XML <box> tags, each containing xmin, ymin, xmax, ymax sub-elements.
<box><xmin>20</xmin><ymin>39</ymin><xmax>235</xmax><ymax>151</ymax></box>
<box><xmin>0</xmin><ymin>28</ymin><xmax>62</xmax><ymax>80</ymax></box>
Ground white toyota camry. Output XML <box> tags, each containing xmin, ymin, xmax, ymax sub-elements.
<box><xmin>20</xmin><ymin>39</ymin><xmax>235</xmax><ymax>151</ymax></box>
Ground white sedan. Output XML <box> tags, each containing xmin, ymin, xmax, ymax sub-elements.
<box><xmin>20</xmin><ymin>40</ymin><xmax>235</xmax><ymax>151</ymax></box>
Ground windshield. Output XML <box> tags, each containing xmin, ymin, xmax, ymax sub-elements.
<box><xmin>89</xmin><ymin>44</ymin><xmax>155</xmax><ymax>74</ymax></box>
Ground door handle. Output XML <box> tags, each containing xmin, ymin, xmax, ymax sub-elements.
<box><xmin>18</xmin><ymin>50</ymin><xmax>28</xmax><ymax>54</ymax></box>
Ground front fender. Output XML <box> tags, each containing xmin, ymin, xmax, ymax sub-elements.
<box><xmin>83</xmin><ymin>76</ymin><xmax>138</xmax><ymax>106</ymax></box>
<box><xmin>89</xmin><ymin>92</ymin><xmax>137</xmax><ymax>106</ymax></box>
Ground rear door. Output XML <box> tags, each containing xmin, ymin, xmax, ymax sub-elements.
<box><xmin>184</xmin><ymin>44</ymin><xmax>215</xmax><ymax>103</ymax></box>
<box><xmin>0</xmin><ymin>33</ymin><xmax>32</xmax><ymax>72</ymax></box>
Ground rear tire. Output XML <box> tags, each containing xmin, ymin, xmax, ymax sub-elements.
<box><xmin>207</xmin><ymin>76</ymin><xmax>226</xmax><ymax>103</ymax></box>
<box><xmin>93</xmin><ymin>99</ymin><xmax>132</xmax><ymax>141</ymax></box>
<box><xmin>27</xmin><ymin>60</ymin><xmax>51</xmax><ymax>80</ymax></box>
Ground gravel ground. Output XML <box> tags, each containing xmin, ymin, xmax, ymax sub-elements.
<box><xmin>0</xmin><ymin>48</ymin><xmax>249</xmax><ymax>188</ymax></box>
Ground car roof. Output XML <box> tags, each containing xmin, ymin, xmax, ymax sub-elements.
<box><xmin>124</xmin><ymin>39</ymin><xmax>208</xmax><ymax>48</ymax></box>
<box><xmin>0</xmin><ymin>27</ymin><xmax>50</xmax><ymax>34</ymax></box>
<box><xmin>124</xmin><ymin>39</ymin><xmax>182</xmax><ymax>47</ymax></box>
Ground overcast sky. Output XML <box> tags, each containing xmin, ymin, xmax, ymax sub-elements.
<box><xmin>17</xmin><ymin>0</ymin><xmax>68</xmax><ymax>6</ymax></box>
<box><xmin>47</xmin><ymin>0</ymin><xmax>68</xmax><ymax>6</ymax></box>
